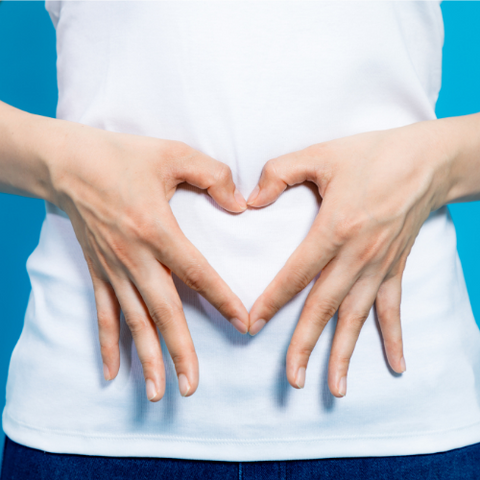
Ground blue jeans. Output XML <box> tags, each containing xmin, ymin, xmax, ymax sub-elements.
<box><xmin>2</xmin><ymin>436</ymin><xmax>480</xmax><ymax>480</ymax></box>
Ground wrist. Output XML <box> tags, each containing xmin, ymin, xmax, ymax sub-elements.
<box><xmin>434</xmin><ymin>113</ymin><xmax>480</xmax><ymax>205</ymax></box>
<box><xmin>24</xmin><ymin>113</ymin><xmax>62</xmax><ymax>204</ymax></box>
<box><xmin>0</xmin><ymin>102</ymin><xmax>60</xmax><ymax>203</ymax></box>
<box><xmin>33</xmin><ymin>115</ymin><xmax>92</xmax><ymax>208</ymax></box>
<box><xmin>424</xmin><ymin>117</ymin><xmax>459</xmax><ymax>210</ymax></box>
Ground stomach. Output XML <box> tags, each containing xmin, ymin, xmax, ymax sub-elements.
<box><xmin>6</xmin><ymin>197</ymin><xmax>479</xmax><ymax>440</ymax></box>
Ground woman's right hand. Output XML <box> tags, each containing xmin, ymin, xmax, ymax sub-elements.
<box><xmin>47</xmin><ymin>122</ymin><xmax>249</xmax><ymax>401</ymax></box>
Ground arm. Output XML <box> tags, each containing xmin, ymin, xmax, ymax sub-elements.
<box><xmin>437</xmin><ymin>113</ymin><xmax>480</xmax><ymax>204</ymax></box>
<box><xmin>247</xmin><ymin>112</ymin><xmax>480</xmax><ymax>397</ymax></box>
<box><xmin>0</xmin><ymin>99</ymin><xmax>249</xmax><ymax>400</ymax></box>
<box><xmin>0</xmin><ymin>100</ymin><xmax>57</xmax><ymax>199</ymax></box>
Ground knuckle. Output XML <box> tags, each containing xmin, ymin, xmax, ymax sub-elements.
<box><xmin>330</xmin><ymin>352</ymin><xmax>351</xmax><ymax>370</ymax></box>
<box><xmin>378</xmin><ymin>303</ymin><xmax>400</xmax><ymax>322</ymax></box>
<box><xmin>305</xmin><ymin>298</ymin><xmax>338</xmax><ymax>325</ymax></box>
<box><xmin>259</xmin><ymin>295</ymin><xmax>283</xmax><ymax>318</ymax></box>
<box><xmin>333</xmin><ymin>219</ymin><xmax>359</xmax><ymax>244</ymax></box>
<box><xmin>289</xmin><ymin>267</ymin><xmax>313</xmax><ymax>292</ymax></box>
<box><xmin>357</xmin><ymin>245</ymin><xmax>378</xmax><ymax>264</ymax></box>
<box><xmin>122</xmin><ymin>212</ymin><xmax>158</xmax><ymax>245</ymax></box>
<box><xmin>100</xmin><ymin>342</ymin><xmax>118</xmax><ymax>359</ymax></box>
<box><xmin>107</xmin><ymin>238</ymin><xmax>132</xmax><ymax>269</ymax></box>
<box><xmin>139</xmin><ymin>223</ymin><xmax>159</xmax><ymax>245</ymax></box>
<box><xmin>125</xmin><ymin>313</ymin><xmax>148</xmax><ymax>335</ymax></box>
<box><xmin>97</xmin><ymin>312</ymin><xmax>114</xmax><ymax>332</ymax></box>
<box><xmin>288</xmin><ymin>342</ymin><xmax>313</xmax><ymax>361</ymax></box>
<box><xmin>149</xmin><ymin>302</ymin><xmax>183</xmax><ymax>330</ymax></box>
<box><xmin>332</xmin><ymin>212</ymin><xmax>371</xmax><ymax>245</ymax></box>
<box><xmin>345</xmin><ymin>311</ymin><xmax>369</xmax><ymax>329</ymax></box>
<box><xmin>140</xmin><ymin>358</ymin><xmax>159</xmax><ymax>374</ymax></box>
<box><xmin>262</xmin><ymin>159</ymin><xmax>279</xmax><ymax>179</ymax></box>
<box><xmin>359</xmin><ymin>235</ymin><xmax>390</xmax><ymax>265</ymax></box>
<box><xmin>213</xmin><ymin>296</ymin><xmax>231</xmax><ymax>316</ymax></box>
<box><xmin>213</xmin><ymin>163</ymin><xmax>232</xmax><ymax>185</ymax></box>
<box><xmin>183</xmin><ymin>262</ymin><xmax>207</xmax><ymax>293</ymax></box>
<box><xmin>170</xmin><ymin>347</ymin><xmax>196</xmax><ymax>367</ymax></box>
<box><xmin>107</xmin><ymin>221</ymin><xmax>158</xmax><ymax>271</ymax></box>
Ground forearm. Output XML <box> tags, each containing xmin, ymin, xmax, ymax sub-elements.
<box><xmin>0</xmin><ymin>100</ymin><xmax>60</xmax><ymax>202</ymax></box>
<box><xmin>438</xmin><ymin>112</ymin><xmax>480</xmax><ymax>205</ymax></box>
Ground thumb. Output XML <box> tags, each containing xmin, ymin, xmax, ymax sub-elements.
<box><xmin>172</xmin><ymin>148</ymin><xmax>247</xmax><ymax>213</ymax></box>
<box><xmin>247</xmin><ymin>149</ymin><xmax>320</xmax><ymax>208</ymax></box>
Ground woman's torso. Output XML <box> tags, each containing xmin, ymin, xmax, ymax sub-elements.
<box><xmin>3</xmin><ymin>0</ymin><xmax>480</xmax><ymax>461</ymax></box>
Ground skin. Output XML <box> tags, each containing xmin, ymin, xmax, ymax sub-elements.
<box><xmin>2</xmin><ymin>98</ymin><xmax>480</xmax><ymax>400</ymax></box>
<box><xmin>247</xmin><ymin>114</ymin><xmax>480</xmax><ymax>397</ymax></box>
<box><xmin>0</xmin><ymin>100</ymin><xmax>249</xmax><ymax>401</ymax></box>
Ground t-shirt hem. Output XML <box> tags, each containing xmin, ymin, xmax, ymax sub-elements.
<box><xmin>4</xmin><ymin>412</ymin><xmax>480</xmax><ymax>462</ymax></box>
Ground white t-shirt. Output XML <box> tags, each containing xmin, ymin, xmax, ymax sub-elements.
<box><xmin>3</xmin><ymin>0</ymin><xmax>480</xmax><ymax>461</ymax></box>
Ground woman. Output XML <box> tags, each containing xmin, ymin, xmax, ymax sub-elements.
<box><xmin>1</xmin><ymin>1</ymin><xmax>480</xmax><ymax>478</ymax></box>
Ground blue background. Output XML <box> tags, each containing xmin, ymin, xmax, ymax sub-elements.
<box><xmin>1</xmin><ymin>0</ymin><xmax>480</xmax><ymax>458</ymax></box>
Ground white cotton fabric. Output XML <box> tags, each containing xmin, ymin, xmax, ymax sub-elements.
<box><xmin>4</xmin><ymin>0</ymin><xmax>480</xmax><ymax>461</ymax></box>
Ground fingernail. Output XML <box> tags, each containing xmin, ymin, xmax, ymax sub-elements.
<box><xmin>103</xmin><ymin>363</ymin><xmax>111</xmax><ymax>381</ymax></box>
<box><xmin>234</xmin><ymin>188</ymin><xmax>247</xmax><ymax>210</ymax></box>
<box><xmin>231</xmin><ymin>318</ymin><xmax>248</xmax><ymax>334</ymax></box>
<box><xmin>146</xmin><ymin>379</ymin><xmax>157</xmax><ymax>401</ymax></box>
<box><xmin>178</xmin><ymin>374</ymin><xmax>190</xmax><ymax>397</ymax></box>
<box><xmin>338</xmin><ymin>376</ymin><xmax>347</xmax><ymax>397</ymax></box>
<box><xmin>400</xmin><ymin>356</ymin><xmax>406</xmax><ymax>373</ymax></box>
<box><xmin>295</xmin><ymin>367</ymin><xmax>306</xmax><ymax>389</ymax></box>
<box><xmin>247</xmin><ymin>185</ymin><xmax>260</xmax><ymax>205</ymax></box>
<box><xmin>249</xmin><ymin>319</ymin><xmax>266</xmax><ymax>336</ymax></box>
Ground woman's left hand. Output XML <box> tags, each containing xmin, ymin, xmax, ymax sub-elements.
<box><xmin>247</xmin><ymin>120</ymin><xmax>454</xmax><ymax>398</ymax></box>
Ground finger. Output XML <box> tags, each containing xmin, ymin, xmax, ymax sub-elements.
<box><xmin>152</xmin><ymin>206</ymin><xmax>249</xmax><ymax>334</ymax></box>
<box><xmin>247</xmin><ymin>147</ymin><xmax>321</xmax><ymax>207</ymax></box>
<box><xmin>85</xmin><ymin>257</ymin><xmax>121</xmax><ymax>381</ymax></box>
<box><xmin>375</xmin><ymin>267</ymin><xmax>406</xmax><ymax>375</ymax></box>
<box><xmin>248</xmin><ymin>218</ymin><xmax>337</xmax><ymax>335</ymax></box>
<box><xmin>112</xmin><ymin>278</ymin><xmax>166</xmax><ymax>402</ymax></box>
<box><xmin>285</xmin><ymin>260</ymin><xmax>358</xmax><ymax>390</ymax></box>
<box><xmin>170</xmin><ymin>144</ymin><xmax>246</xmax><ymax>212</ymax></box>
<box><xmin>93</xmin><ymin>275</ymin><xmax>122</xmax><ymax>381</ymax></box>
<box><xmin>131</xmin><ymin>258</ymin><xmax>199</xmax><ymax>398</ymax></box>
<box><xmin>328</xmin><ymin>277</ymin><xmax>383</xmax><ymax>398</ymax></box>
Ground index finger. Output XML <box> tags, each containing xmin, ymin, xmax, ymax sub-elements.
<box><xmin>249</xmin><ymin>217</ymin><xmax>338</xmax><ymax>335</ymax></box>
<box><xmin>151</xmin><ymin>204</ymin><xmax>249</xmax><ymax>334</ymax></box>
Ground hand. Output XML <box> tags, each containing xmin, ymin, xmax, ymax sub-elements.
<box><xmin>49</xmin><ymin>122</ymin><xmax>249</xmax><ymax>401</ymax></box>
<box><xmin>247</xmin><ymin>120</ymin><xmax>452</xmax><ymax>397</ymax></box>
